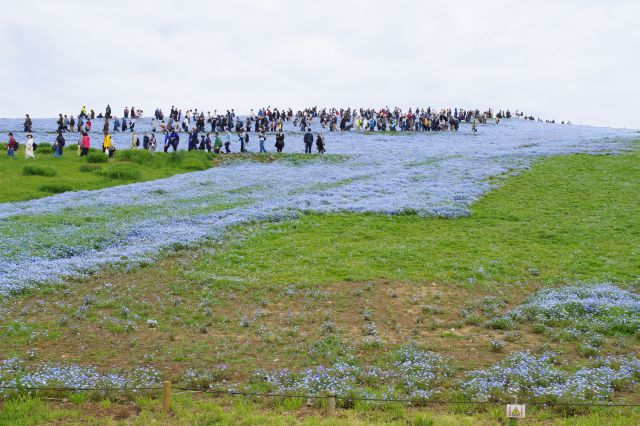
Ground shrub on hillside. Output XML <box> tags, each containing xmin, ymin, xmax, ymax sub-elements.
<box><xmin>99</xmin><ymin>164</ymin><xmax>142</xmax><ymax>180</ymax></box>
<box><xmin>86</xmin><ymin>153</ymin><xmax>109</xmax><ymax>163</ymax></box>
<box><xmin>36</xmin><ymin>145</ymin><xmax>53</xmax><ymax>154</ymax></box>
<box><xmin>181</xmin><ymin>160</ymin><xmax>209</xmax><ymax>171</ymax></box>
<box><xmin>23</xmin><ymin>165</ymin><xmax>57</xmax><ymax>177</ymax></box>
<box><xmin>79</xmin><ymin>164</ymin><xmax>102</xmax><ymax>173</ymax></box>
<box><xmin>39</xmin><ymin>183</ymin><xmax>72</xmax><ymax>194</ymax></box>
<box><xmin>119</xmin><ymin>149</ymin><xmax>154</xmax><ymax>164</ymax></box>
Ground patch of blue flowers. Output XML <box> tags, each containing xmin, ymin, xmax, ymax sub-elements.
<box><xmin>256</xmin><ymin>344</ymin><xmax>451</xmax><ymax>400</ymax></box>
<box><xmin>508</xmin><ymin>283</ymin><xmax>640</xmax><ymax>335</ymax></box>
<box><xmin>0</xmin><ymin>358</ymin><xmax>161</xmax><ymax>397</ymax></box>
<box><xmin>461</xmin><ymin>351</ymin><xmax>640</xmax><ymax>402</ymax></box>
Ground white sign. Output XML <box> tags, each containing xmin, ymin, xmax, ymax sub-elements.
<box><xmin>506</xmin><ymin>404</ymin><xmax>526</xmax><ymax>418</ymax></box>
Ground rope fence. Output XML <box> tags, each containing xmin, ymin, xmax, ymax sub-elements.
<box><xmin>1</xmin><ymin>383</ymin><xmax>639</xmax><ymax>419</ymax></box>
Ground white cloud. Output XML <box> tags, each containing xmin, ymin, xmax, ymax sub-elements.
<box><xmin>0</xmin><ymin>0</ymin><xmax>638</xmax><ymax>128</ymax></box>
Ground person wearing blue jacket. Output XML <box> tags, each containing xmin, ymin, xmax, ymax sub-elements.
<box><xmin>163</xmin><ymin>131</ymin><xmax>171</xmax><ymax>153</ymax></box>
<box><xmin>170</xmin><ymin>130</ymin><xmax>179</xmax><ymax>151</ymax></box>
<box><xmin>188</xmin><ymin>129</ymin><xmax>199</xmax><ymax>151</ymax></box>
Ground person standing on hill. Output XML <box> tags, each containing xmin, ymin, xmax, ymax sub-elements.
<box><xmin>70</xmin><ymin>115</ymin><xmax>75</xmax><ymax>132</ymax></box>
<box><xmin>7</xmin><ymin>133</ymin><xmax>17</xmax><ymax>157</ymax></box>
<box><xmin>80</xmin><ymin>132</ymin><xmax>90</xmax><ymax>156</ymax></box>
<box><xmin>148</xmin><ymin>133</ymin><xmax>156</xmax><ymax>152</ymax></box>
<box><xmin>224</xmin><ymin>131</ymin><xmax>232</xmax><ymax>153</ymax></box>
<box><xmin>124</xmin><ymin>106</ymin><xmax>129</xmax><ymax>119</ymax></box>
<box><xmin>24</xmin><ymin>114</ymin><xmax>32</xmax><ymax>132</ymax></box>
<box><xmin>316</xmin><ymin>133</ymin><xmax>325</xmax><ymax>153</ymax></box>
<box><xmin>258</xmin><ymin>131</ymin><xmax>267</xmax><ymax>153</ymax></box>
<box><xmin>131</xmin><ymin>131</ymin><xmax>139</xmax><ymax>149</ymax></box>
<box><xmin>303</xmin><ymin>128</ymin><xmax>313</xmax><ymax>153</ymax></box>
<box><xmin>105</xmin><ymin>104</ymin><xmax>112</xmax><ymax>119</ymax></box>
<box><xmin>54</xmin><ymin>130</ymin><xmax>65</xmax><ymax>157</ymax></box>
<box><xmin>188</xmin><ymin>129</ymin><xmax>198</xmax><ymax>151</ymax></box>
<box><xmin>102</xmin><ymin>131</ymin><xmax>111</xmax><ymax>153</ymax></box>
<box><xmin>163</xmin><ymin>131</ymin><xmax>171</xmax><ymax>153</ymax></box>
<box><xmin>275</xmin><ymin>131</ymin><xmax>285</xmax><ymax>153</ymax></box>
<box><xmin>25</xmin><ymin>134</ymin><xmax>35</xmax><ymax>158</ymax></box>
<box><xmin>213</xmin><ymin>132</ymin><xmax>222</xmax><ymax>153</ymax></box>
<box><xmin>204</xmin><ymin>133</ymin><xmax>212</xmax><ymax>152</ymax></box>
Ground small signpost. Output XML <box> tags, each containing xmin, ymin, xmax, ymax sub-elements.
<box><xmin>506</xmin><ymin>404</ymin><xmax>526</xmax><ymax>419</ymax></box>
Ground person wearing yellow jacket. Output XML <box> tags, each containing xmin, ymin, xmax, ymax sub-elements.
<box><xmin>102</xmin><ymin>131</ymin><xmax>113</xmax><ymax>157</ymax></box>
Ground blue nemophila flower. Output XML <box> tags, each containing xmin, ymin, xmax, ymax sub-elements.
<box><xmin>461</xmin><ymin>351</ymin><xmax>640</xmax><ymax>402</ymax></box>
<box><xmin>508</xmin><ymin>283</ymin><xmax>640</xmax><ymax>335</ymax></box>
<box><xmin>0</xmin><ymin>358</ymin><xmax>160</xmax><ymax>396</ymax></box>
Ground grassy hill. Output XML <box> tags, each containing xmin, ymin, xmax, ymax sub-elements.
<box><xmin>1</xmin><ymin>149</ymin><xmax>639</xmax><ymax>424</ymax></box>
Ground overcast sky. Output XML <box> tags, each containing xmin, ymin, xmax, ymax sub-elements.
<box><xmin>1</xmin><ymin>0</ymin><xmax>638</xmax><ymax>128</ymax></box>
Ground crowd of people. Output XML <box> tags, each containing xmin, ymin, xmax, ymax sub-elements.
<box><xmin>7</xmin><ymin>104</ymin><xmax>567</xmax><ymax>159</ymax></box>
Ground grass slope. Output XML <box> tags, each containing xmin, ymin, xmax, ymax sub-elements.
<box><xmin>1</xmin><ymin>151</ymin><xmax>639</xmax><ymax>424</ymax></box>
<box><xmin>201</xmin><ymin>152</ymin><xmax>640</xmax><ymax>286</ymax></box>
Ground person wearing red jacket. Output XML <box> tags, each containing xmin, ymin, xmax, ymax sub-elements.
<box><xmin>7</xmin><ymin>133</ymin><xmax>17</xmax><ymax>157</ymax></box>
<box><xmin>80</xmin><ymin>132</ymin><xmax>91</xmax><ymax>156</ymax></box>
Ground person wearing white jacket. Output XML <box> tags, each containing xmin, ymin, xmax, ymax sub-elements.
<box><xmin>131</xmin><ymin>131</ymin><xmax>139</xmax><ymax>149</ymax></box>
<box><xmin>25</xmin><ymin>134</ymin><xmax>35</xmax><ymax>158</ymax></box>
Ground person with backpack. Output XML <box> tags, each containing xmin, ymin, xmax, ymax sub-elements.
<box><xmin>303</xmin><ymin>128</ymin><xmax>313</xmax><ymax>153</ymax></box>
<box><xmin>25</xmin><ymin>134</ymin><xmax>36</xmax><ymax>158</ymax></box>
<box><xmin>7</xmin><ymin>133</ymin><xmax>17</xmax><ymax>157</ymax></box>
<box><xmin>54</xmin><ymin>131</ymin><xmax>66</xmax><ymax>157</ymax></box>
<box><xmin>143</xmin><ymin>133</ymin><xmax>150</xmax><ymax>150</ymax></box>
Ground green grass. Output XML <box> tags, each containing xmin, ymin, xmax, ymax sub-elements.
<box><xmin>1</xmin><ymin>394</ymin><xmax>638</xmax><ymax>425</ymax></box>
<box><xmin>194</xmin><ymin>152</ymin><xmax>640</xmax><ymax>287</ymax></box>
<box><xmin>2</xmin><ymin>151</ymin><xmax>640</xmax><ymax>424</ymax></box>
<box><xmin>0</xmin><ymin>146</ymin><xmax>343</xmax><ymax>203</ymax></box>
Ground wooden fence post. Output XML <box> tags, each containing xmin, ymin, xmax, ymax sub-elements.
<box><xmin>162</xmin><ymin>380</ymin><xmax>171</xmax><ymax>416</ymax></box>
<box><xmin>326</xmin><ymin>392</ymin><xmax>336</xmax><ymax>417</ymax></box>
